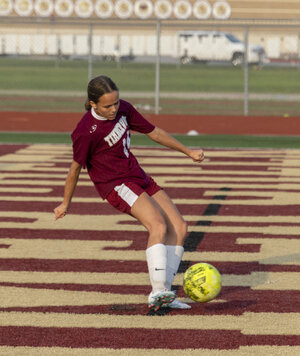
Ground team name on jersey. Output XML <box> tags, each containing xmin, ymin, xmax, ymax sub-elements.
<box><xmin>104</xmin><ymin>116</ymin><xmax>128</xmax><ymax>147</ymax></box>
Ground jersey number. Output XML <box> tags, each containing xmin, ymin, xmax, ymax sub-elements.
<box><xmin>123</xmin><ymin>131</ymin><xmax>131</xmax><ymax>158</ymax></box>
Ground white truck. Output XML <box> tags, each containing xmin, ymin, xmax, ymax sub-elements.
<box><xmin>178</xmin><ymin>31</ymin><xmax>267</xmax><ymax>66</ymax></box>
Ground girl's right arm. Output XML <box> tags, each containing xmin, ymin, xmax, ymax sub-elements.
<box><xmin>53</xmin><ymin>160</ymin><xmax>82</xmax><ymax>220</ymax></box>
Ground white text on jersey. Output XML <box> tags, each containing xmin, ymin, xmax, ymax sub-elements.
<box><xmin>104</xmin><ymin>116</ymin><xmax>128</xmax><ymax>147</ymax></box>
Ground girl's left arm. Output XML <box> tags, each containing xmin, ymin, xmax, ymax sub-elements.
<box><xmin>146</xmin><ymin>127</ymin><xmax>204</xmax><ymax>163</ymax></box>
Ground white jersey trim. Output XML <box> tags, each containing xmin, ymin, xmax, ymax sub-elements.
<box><xmin>91</xmin><ymin>107</ymin><xmax>108</xmax><ymax>121</ymax></box>
<box><xmin>114</xmin><ymin>183</ymin><xmax>138</xmax><ymax>207</ymax></box>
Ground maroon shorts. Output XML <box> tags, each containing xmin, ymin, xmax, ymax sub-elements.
<box><xmin>106</xmin><ymin>177</ymin><xmax>161</xmax><ymax>214</ymax></box>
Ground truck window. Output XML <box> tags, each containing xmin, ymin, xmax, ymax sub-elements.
<box><xmin>225</xmin><ymin>34</ymin><xmax>242</xmax><ymax>43</ymax></box>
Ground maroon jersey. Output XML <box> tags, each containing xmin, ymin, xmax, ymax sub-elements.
<box><xmin>71</xmin><ymin>99</ymin><xmax>155</xmax><ymax>199</ymax></box>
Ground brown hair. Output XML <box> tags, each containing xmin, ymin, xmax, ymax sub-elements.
<box><xmin>85</xmin><ymin>75</ymin><xmax>119</xmax><ymax>111</ymax></box>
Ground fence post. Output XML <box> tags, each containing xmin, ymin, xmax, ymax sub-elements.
<box><xmin>155</xmin><ymin>20</ymin><xmax>161</xmax><ymax>115</ymax></box>
<box><xmin>88</xmin><ymin>24</ymin><xmax>93</xmax><ymax>81</ymax></box>
<box><xmin>244</xmin><ymin>26</ymin><xmax>249</xmax><ymax>116</ymax></box>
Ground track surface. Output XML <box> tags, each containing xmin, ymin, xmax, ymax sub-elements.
<box><xmin>0</xmin><ymin>144</ymin><xmax>299</xmax><ymax>355</ymax></box>
<box><xmin>1</xmin><ymin>111</ymin><xmax>300</xmax><ymax>135</ymax></box>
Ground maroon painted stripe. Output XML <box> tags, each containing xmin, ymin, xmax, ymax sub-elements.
<box><xmin>0</xmin><ymin>202</ymin><xmax>120</xmax><ymax>215</ymax></box>
<box><xmin>0</xmin><ymin>258</ymin><xmax>147</xmax><ymax>272</ymax></box>
<box><xmin>0</xmin><ymin>258</ymin><xmax>299</xmax><ymax>274</ymax></box>
<box><xmin>0</xmin><ymin>304</ymin><xmax>149</xmax><ymax>315</ymax></box>
<box><xmin>0</xmin><ymin>282</ymin><xmax>150</xmax><ymax>295</ymax></box>
<box><xmin>219</xmin><ymin>205</ymin><xmax>300</xmax><ymax>215</ymax></box>
<box><xmin>209</xmin><ymin>222</ymin><xmax>300</xmax><ymax>227</ymax></box>
<box><xmin>0</xmin><ymin>326</ymin><xmax>299</xmax><ymax>349</ymax></box>
<box><xmin>4</xmin><ymin>201</ymin><xmax>300</xmax><ymax>216</ymax></box>
<box><xmin>0</xmin><ymin>229</ymin><xmax>148</xmax><ymax>242</ymax></box>
<box><xmin>0</xmin><ymin>186</ymin><xmax>102</xmax><ymax>198</ymax></box>
<box><xmin>1</xmin><ymin>227</ymin><xmax>298</xmax><ymax>248</ymax></box>
<box><xmin>0</xmin><ymin>244</ymin><xmax>10</xmax><ymax>248</ymax></box>
<box><xmin>0</xmin><ymin>217</ymin><xmax>36</xmax><ymax>223</ymax></box>
<box><xmin>0</xmin><ymin>145</ymin><xmax>28</xmax><ymax>156</ymax></box>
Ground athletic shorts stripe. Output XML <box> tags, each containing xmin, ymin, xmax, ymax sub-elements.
<box><xmin>114</xmin><ymin>184</ymin><xmax>139</xmax><ymax>207</ymax></box>
<box><xmin>106</xmin><ymin>178</ymin><xmax>161</xmax><ymax>214</ymax></box>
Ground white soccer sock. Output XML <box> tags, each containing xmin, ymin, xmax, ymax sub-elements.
<box><xmin>146</xmin><ymin>243</ymin><xmax>168</xmax><ymax>293</ymax></box>
<box><xmin>165</xmin><ymin>245</ymin><xmax>184</xmax><ymax>290</ymax></box>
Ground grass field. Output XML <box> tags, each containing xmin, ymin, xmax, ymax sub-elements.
<box><xmin>1</xmin><ymin>58</ymin><xmax>300</xmax><ymax>93</ymax></box>
<box><xmin>1</xmin><ymin>58</ymin><xmax>300</xmax><ymax>116</ymax></box>
<box><xmin>2</xmin><ymin>95</ymin><xmax>299</xmax><ymax>117</ymax></box>
<box><xmin>2</xmin><ymin>132</ymin><xmax>300</xmax><ymax>149</ymax></box>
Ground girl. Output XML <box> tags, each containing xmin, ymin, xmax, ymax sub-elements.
<box><xmin>54</xmin><ymin>75</ymin><xmax>204</xmax><ymax>311</ymax></box>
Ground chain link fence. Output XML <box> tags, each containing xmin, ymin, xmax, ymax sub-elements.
<box><xmin>1</xmin><ymin>15</ymin><xmax>300</xmax><ymax>116</ymax></box>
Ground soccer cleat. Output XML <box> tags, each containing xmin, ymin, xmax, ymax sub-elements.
<box><xmin>148</xmin><ymin>290</ymin><xmax>175</xmax><ymax>311</ymax></box>
<box><xmin>167</xmin><ymin>298</ymin><xmax>191</xmax><ymax>309</ymax></box>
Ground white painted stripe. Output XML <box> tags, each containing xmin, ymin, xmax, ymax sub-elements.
<box><xmin>0</xmin><ymin>271</ymin><xmax>299</xmax><ymax>290</ymax></box>
<box><xmin>0</xmin><ymin>311</ymin><xmax>299</xmax><ymax>335</ymax></box>
<box><xmin>0</xmin><ymin>236</ymin><xmax>299</xmax><ymax>265</ymax></box>
<box><xmin>0</xmin><ymin>187</ymin><xmax>52</xmax><ymax>193</ymax></box>
<box><xmin>0</xmin><ymin>346</ymin><xmax>299</xmax><ymax>356</ymax></box>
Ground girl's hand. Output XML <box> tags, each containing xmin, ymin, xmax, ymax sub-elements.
<box><xmin>54</xmin><ymin>203</ymin><xmax>69</xmax><ymax>221</ymax></box>
<box><xmin>189</xmin><ymin>149</ymin><xmax>205</xmax><ymax>163</ymax></box>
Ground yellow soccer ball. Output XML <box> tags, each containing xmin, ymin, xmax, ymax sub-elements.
<box><xmin>183</xmin><ymin>263</ymin><xmax>222</xmax><ymax>302</ymax></box>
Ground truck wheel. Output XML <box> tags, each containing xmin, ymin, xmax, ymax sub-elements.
<box><xmin>180</xmin><ymin>56</ymin><xmax>192</xmax><ymax>64</ymax></box>
<box><xmin>232</xmin><ymin>53</ymin><xmax>244</xmax><ymax>66</ymax></box>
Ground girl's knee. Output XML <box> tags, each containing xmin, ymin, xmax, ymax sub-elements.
<box><xmin>147</xmin><ymin>217</ymin><xmax>167</xmax><ymax>244</ymax></box>
<box><xmin>177</xmin><ymin>220</ymin><xmax>188</xmax><ymax>244</ymax></box>
<box><xmin>151</xmin><ymin>219</ymin><xmax>167</xmax><ymax>237</ymax></box>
